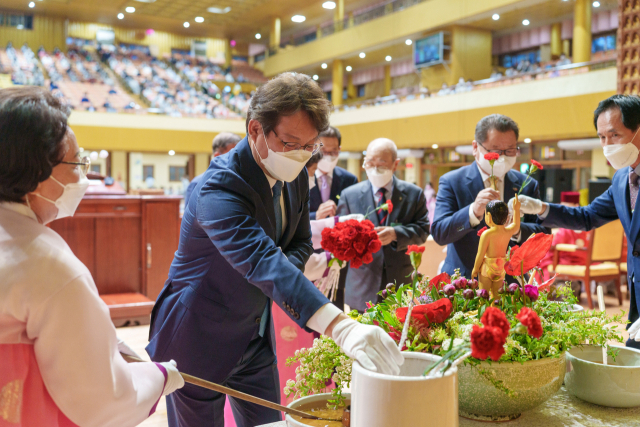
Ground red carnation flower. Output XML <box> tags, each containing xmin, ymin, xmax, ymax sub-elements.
<box><xmin>406</xmin><ymin>245</ymin><xmax>426</xmax><ymax>255</ymax></box>
<box><xmin>481</xmin><ymin>307</ymin><xmax>510</xmax><ymax>340</ymax></box>
<box><xmin>395</xmin><ymin>298</ymin><xmax>453</xmax><ymax>326</ymax></box>
<box><xmin>368</xmin><ymin>239</ymin><xmax>382</xmax><ymax>253</ymax></box>
<box><xmin>484</xmin><ymin>153</ymin><xmax>500</xmax><ymax>161</ymax></box>
<box><xmin>531</xmin><ymin>160</ymin><xmax>543</xmax><ymax>170</ymax></box>
<box><xmin>471</xmin><ymin>325</ymin><xmax>506</xmax><ymax>361</ymax></box>
<box><xmin>477</xmin><ymin>226</ymin><xmax>488</xmax><ymax>237</ymax></box>
<box><xmin>428</xmin><ymin>272</ymin><xmax>451</xmax><ymax>290</ymax></box>
<box><xmin>362</xmin><ymin>252</ymin><xmax>373</xmax><ymax>264</ymax></box>
<box><xmin>504</xmin><ymin>233</ymin><xmax>553</xmax><ymax>276</ymax></box>
<box><xmin>516</xmin><ymin>307</ymin><xmax>543</xmax><ymax>338</ymax></box>
<box><xmin>386</xmin><ymin>200</ymin><xmax>393</xmax><ymax>213</ymax></box>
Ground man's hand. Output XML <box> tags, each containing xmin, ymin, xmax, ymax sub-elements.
<box><xmin>316</xmin><ymin>200</ymin><xmax>337</xmax><ymax>219</ymax></box>
<box><xmin>472</xmin><ymin>188</ymin><xmax>500</xmax><ymax>218</ymax></box>
<box><xmin>513</xmin><ymin>194</ymin><xmax>546</xmax><ymax>215</ymax></box>
<box><xmin>375</xmin><ymin>226</ymin><xmax>397</xmax><ymax>245</ymax></box>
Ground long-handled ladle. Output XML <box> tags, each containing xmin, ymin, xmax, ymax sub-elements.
<box><xmin>121</xmin><ymin>353</ymin><xmax>343</xmax><ymax>423</ymax></box>
<box><xmin>596</xmin><ymin>285</ymin><xmax>608</xmax><ymax>366</ymax></box>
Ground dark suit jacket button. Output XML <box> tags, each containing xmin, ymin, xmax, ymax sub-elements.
<box><xmin>255</xmin><ymin>318</ymin><xmax>262</xmax><ymax>324</ymax></box>
<box><xmin>294</xmin><ymin>313</ymin><xmax>300</xmax><ymax>319</ymax></box>
<box><xmin>634</xmin><ymin>251</ymin><xmax>639</xmax><ymax>257</ymax></box>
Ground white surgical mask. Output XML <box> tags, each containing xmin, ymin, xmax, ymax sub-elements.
<box><xmin>253</xmin><ymin>130</ymin><xmax>312</xmax><ymax>182</ymax></box>
<box><xmin>603</xmin><ymin>128</ymin><xmax>640</xmax><ymax>169</ymax></box>
<box><xmin>478</xmin><ymin>154</ymin><xmax>516</xmax><ymax>179</ymax></box>
<box><xmin>33</xmin><ymin>174</ymin><xmax>90</xmax><ymax>219</ymax></box>
<box><xmin>366</xmin><ymin>167</ymin><xmax>394</xmax><ymax>188</ymax></box>
<box><xmin>317</xmin><ymin>155</ymin><xmax>339</xmax><ymax>174</ymax></box>
<box><xmin>309</xmin><ymin>174</ymin><xmax>316</xmax><ymax>190</ymax></box>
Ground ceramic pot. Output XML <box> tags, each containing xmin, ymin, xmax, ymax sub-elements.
<box><xmin>351</xmin><ymin>352</ymin><xmax>459</xmax><ymax>427</ymax></box>
<box><xmin>285</xmin><ymin>393</ymin><xmax>351</xmax><ymax>427</ymax></box>
<box><xmin>565</xmin><ymin>344</ymin><xmax>640</xmax><ymax>407</ymax></box>
<box><xmin>457</xmin><ymin>353</ymin><xmax>565</xmax><ymax>421</ymax></box>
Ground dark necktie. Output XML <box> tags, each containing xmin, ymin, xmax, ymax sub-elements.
<box><xmin>376</xmin><ymin>188</ymin><xmax>387</xmax><ymax>225</ymax></box>
<box><xmin>631</xmin><ymin>170</ymin><xmax>639</xmax><ymax>213</ymax></box>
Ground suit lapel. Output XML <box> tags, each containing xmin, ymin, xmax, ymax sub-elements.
<box><xmin>310</xmin><ymin>177</ymin><xmax>322</xmax><ymax>208</ymax></box>
<box><xmin>330</xmin><ymin>169</ymin><xmax>342</xmax><ymax>201</ymax></box>
<box><xmin>360</xmin><ymin>182</ymin><xmax>379</xmax><ymax>226</ymax></box>
<box><xmin>466</xmin><ymin>162</ymin><xmax>485</xmax><ymax>202</ymax></box>
<box><xmin>504</xmin><ymin>170</ymin><xmax>521</xmax><ymax>203</ymax></box>
<box><xmin>388</xmin><ymin>176</ymin><xmax>407</xmax><ymax>225</ymax></box>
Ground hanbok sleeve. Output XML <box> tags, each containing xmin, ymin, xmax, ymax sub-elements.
<box><xmin>27</xmin><ymin>273</ymin><xmax>166</xmax><ymax>427</ymax></box>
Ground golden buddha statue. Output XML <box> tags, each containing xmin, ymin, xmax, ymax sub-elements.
<box><xmin>471</xmin><ymin>197</ymin><xmax>521</xmax><ymax>301</ymax></box>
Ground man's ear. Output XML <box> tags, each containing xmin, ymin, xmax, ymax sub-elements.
<box><xmin>247</xmin><ymin>119</ymin><xmax>261</xmax><ymax>143</ymax></box>
<box><xmin>472</xmin><ymin>140</ymin><xmax>479</xmax><ymax>157</ymax></box>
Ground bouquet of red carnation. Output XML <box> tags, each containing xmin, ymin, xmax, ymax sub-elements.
<box><xmin>318</xmin><ymin>219</ymin><xmax>382</xmax><ymax>300</ymax></box>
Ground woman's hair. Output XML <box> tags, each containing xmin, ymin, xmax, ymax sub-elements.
<box><xmin>486</xmin><ymin>200</ymin><xmax>508</xmax><ymax>225</ymax></box>
<box><xmin>0</xmin><ymin>87</ymin><xmax>70</xmax><ymax>203</ymax></box>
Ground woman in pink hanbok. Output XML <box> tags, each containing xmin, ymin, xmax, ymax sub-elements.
<box><xmin>0</xmin><ymin>87</ymin><xmax>184</xmax><ymax>427</ymax></box>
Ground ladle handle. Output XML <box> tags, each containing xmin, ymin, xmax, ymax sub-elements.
<box><xmin>596</xmin><ymin>285</ymin><xmax>607</xmax><ymax>366</ymax></box>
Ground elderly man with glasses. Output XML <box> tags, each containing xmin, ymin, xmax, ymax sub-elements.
<box><xmin>431</xmin><ymin>114</ymin><xmax>548</xmax><ymax>280</ymax></box>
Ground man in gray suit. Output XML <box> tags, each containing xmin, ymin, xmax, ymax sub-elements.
<box><xmin>337</xmin><ymin>138</ymin><xmax>430</xmax><ymax>312</ymax></box>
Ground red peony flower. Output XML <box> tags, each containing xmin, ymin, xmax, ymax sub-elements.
<box><xmin>395</xmin><ymin>298</ymin><xmax>453</xmax><ymax>326</ymax></box>
<box><xmin>481</xmin><ymin>307</ymin><xmax>510</xmax><ymax>340</ymax></box>
<box><xmin>386</xmin><ymin>200</ymin><xmax>393</xmax><ymax>213</ymax></box>
<box><xmin>531</xmin><ymin>160</ymin><xmax>543</xmax><ymax>170</ymax></box>
<box><xmin>428</xmin><ymin>272</ymin><xmax>451</xmax><ymax>290</ymax></box>
<box><xmin>471</xmin><ymin>325</ymin><xmax>506</xmax><ymax>361</ymax></box>
<box><xmin>484</xmin><ymin>153</ymin><xmax>500</xmax><ymax>161</ymax></box>
<box><xmin>406</xmin><ymin>245</ymin><xmax>426</xmax><ymax>255</ymax></box>
<box><xmin>516</xmin><ymin>307</ymin><xmax>543</xmax><ymax>338</ymax></box>
<box><xmin>477</xmin><ymin>226</ymin><xmax>488</xmax><ymax>237</ymax></box>
<box><xmin>504</xmin><ymin>233</ymin><xmax>554</xmax><ymax>277</ymax></box>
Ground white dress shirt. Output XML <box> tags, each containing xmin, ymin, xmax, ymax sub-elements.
<box><xmin>469</xmin><ymin>163</ymin><xmax>504</xmax><ymax>227</ymax></box>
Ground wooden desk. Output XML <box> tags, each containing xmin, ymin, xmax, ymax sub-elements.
<box><xmin>50</xmin><ymin>195</ymin><xmax>181</xmax><ymax>326</ymax></box>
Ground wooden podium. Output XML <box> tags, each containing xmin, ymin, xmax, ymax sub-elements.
<box><xmin>50</xmin><ymin>195</ymin><xmax>181</xmax><ymax>326</ymax></box>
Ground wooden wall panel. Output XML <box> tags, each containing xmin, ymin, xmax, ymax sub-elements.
<box><xmin>0</xmin><ymin>15</ymin><xmax>66</xmax><ymax>52</ymax></box>
<box><xmin>143</xmin><ymin>200</ymin><xmax>180</xmax><ymax>301</ymax></box>
<box><xmin>95</xmin><ymin>217</ymin><xmax>141</xmax><ymax>294</ymax></box>
<box><xmin>50</xmin><ymin>217</ymin><xmax>96</xmax><ymax>277</ymax></box>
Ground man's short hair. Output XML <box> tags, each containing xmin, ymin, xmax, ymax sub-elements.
<box><xmin>212</xmin><ymin>132</ymin><xmax>242</xmax><ymax>155</ymax></box>
<box><xmin>246</xmin><ymin>72</ymin><xmax>331</xmax><ymax>136</ymax></box>
<box><xmin>307</xmin><ymin>150</ymin><xmax>323</xmax><ymax>167</ymax></box>
<box><xmin>475</xmin><ymin>114</ymin><xmax>519</xmax><ymax>143</ymax></box>
<box><xmin>593</xmin><ymin>94</ymin><xmax>640</xmax><ymax>131</ymax></box>
<box><xmin>319</xmin><ymin>126</ymin><xmax>342</xmax><ymax>146</ymax></box>
<box><xmin>486</xmin><ymin>200</ymin><xmax>508</xmax><ymax>226</ymax></box>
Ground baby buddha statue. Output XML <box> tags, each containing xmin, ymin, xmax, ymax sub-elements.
<box><xmin>471</xmin><ymin>197</ymin><xmax>521</xmax><ymax>302</ymax></box>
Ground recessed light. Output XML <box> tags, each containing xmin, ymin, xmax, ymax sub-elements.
<box><xmin>125</xmin><ymin>6</ymin><xmax>135</xmax><ymax>13</ymax></box>
<box><xmin>313</xmin><ymin>74</ymin><xmax>319</xmax><ymax>80</ymax></box>
<box><xmin>593</xmin><ymin>1</ymin><xmax>600</xmax><ymax>6</ymax></box>
<box><xmin>524</xmin><ymin>138</ymin><xmax>532</xmax><ymax>143</ymax></box>
<box><xmin>492</xmin><ymin>14</ymin><xmax>500</xmax><ymax>20</ymax></box>
<box><xmin>321</xmin><ymin>63</ymin><xmax>328</xmax><ymax>69</ymax></box>
<box><xmin>118</xmin><ymin>13</ymin><xmax>124</xmax><ymax>19</ymax></box>
<box><xmin>359</xmin><ymin>52</ymin><xmax>366</xmax><ymax>58</ymax></box>
<box><xmin>522</xmin><ymin>19</ymin><xmax>530</xmax><ymax>26</ymax></box>
<box><xmin>28</xmin><ymin>2</ymin><xmax>35</xmax><ymax>8</ymax></box>
<box><xmin>183</xmin><ymin>22</ymin><xmax>190</xmax><ymax>27</ymax></box>
<box><xmin>255</xmin><ymin>33</ymin><xmax>261</xmax><ymax>39</ymax></box>
<box><xmin>207</xmin><ymin>6</ymin><xmax>231</xmax><ymax>14</ymax></box>
<box><xmin>385</xmin><ymin>55</ymin><xmax>392</xmax><ymax>61</ymax></box>
<box><xmin>16</xmin><ymin>24</ymin><xmax>24</xmax><ymax>30</ymax></box>
<box><xmin>432</xmin><ymin>144</ymin><xmax>439</xmax><ymax>149</ymax></box>
<box><xmin>405</xmin><ymin>39</ymin><xmax>412</xmax><ymax>45</ymax></box>
<box><xmin>346</xmin><ymin>65</ymin><xmax>352</xmax><ymax>71</ymax></box>
<box><xmin>292</xmin><ymin>15</ymin><xmax>306</xmax><ymax>23</ymax></box>
<box><xmin>195</xmin><ymin>16</ymin><xmax>204</xmax><ymax>23</ymax></box>
<box><xmin>168</xmin><ymin>150</ymin><xmax>175</xmax><ymax>156</ymax></box>
<box><xmin>323</xmin><ymin>1</ymin><xmax>336</xmax><ymax>9</ymax></box>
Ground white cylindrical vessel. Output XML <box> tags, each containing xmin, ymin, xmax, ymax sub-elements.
<box><xmin>351</xmin><ymin>352</ymin><xmax>459</xmax><ymax>427</ymax></box>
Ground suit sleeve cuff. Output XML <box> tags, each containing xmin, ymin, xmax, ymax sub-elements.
<box><xmin>306</xmin><ymin>302</ymin><xmax>343</xmax><ymax>335</ymax></box>
<box><xmin>469</xmin><ymin>204</ymin><xmax>481</xmax><ymax>227</ymax></box>
<box><xmin>538</xmin><ymin>204</ymin><xmax>551</xmax><ymax>220</ymax></box>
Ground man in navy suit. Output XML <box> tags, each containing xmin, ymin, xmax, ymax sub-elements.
<box><xmin>516</xmin><ymin>95</ymin><xmax>640</xmax><ymax>350</ymax></box>
<box><xmin>146</xmin><ymin>73</ymin><xmax>403</xmax><ymax>427</ymax></box>
<box><xmin>431</xmin><ymin>114</ymin><xmax>547</xmax><ymax>279</ymax></box>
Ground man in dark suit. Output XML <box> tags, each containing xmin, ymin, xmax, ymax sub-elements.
<box><xmin>310</xmin><ymin>126</ymin><xmax>359</xmax><ymax>220</ymax></box>
<box><xmin>337</xmin><ymin>138</ymin><xmax>429</xmax><ymax>312</ymax></box>
<box><xmin>431</xmin><ymin>114</ymin><xmax>547</xmax><ymax>279</ymax></box>
<box><xmin>146</xmin><ymin>73</ymin><xmax>403</xmax><ymax>427</ymax></box>
<box><xmin>183</xmin><ymin>132</ymin><xmax>241</xmax><ymax>205</ymax></box>
<box><xmin>516</xmin><ymin>95</ymin><xmax>640</xmax><ymax>349</ymax></box>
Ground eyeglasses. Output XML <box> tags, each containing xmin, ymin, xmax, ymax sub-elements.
<box><xmin>478</xmin><ymin>142</ymin><xmax>520</xmax><ymax>157</ymax></box>
<box><xmin>362</xmin><ymin>160</ymin><xmax>391</xmax><ymax>174</ymax></box>
<box><xmin>61</xmin><ymin>157</ymin><xmax>91</xmax><ymax>175</ymax></box>
<box><xmin>272</xmin><ymin>130</ymin><xmax>323</xmax><ymax>154</ymax></box>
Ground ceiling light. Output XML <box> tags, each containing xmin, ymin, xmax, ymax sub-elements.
<box><xmin>118</xmin><ymin>13</ymin><xmax>124</xmax><ymax>19</ymax></box>
<box><xmin>405</xmin><ymin>39</ymin><xmax>412</xmax><ymax>45</ymax></box>
<box><xmin>195</xmin><ymin>16</ymin><xmax>204</xmax><ymax>23</ymax></box>
<box><xmin>28</xmin><ymin>2</ymin><xmax>35</xmax><ymax>8</ymax></box>
<box><xmin>125</xmin><ymin>6</ymin><xmax>135</xmax><ymax>13</ymax></box>
<box><xmin>359</xmin><ymin>52</ymin><xmax>366</xmax><ymax>58</ymax></box>
<box><xmin>207</xmin><ymin>6</ymin><xmax>231</xmax><ymax>14</ymax></box>
<box><xmin>432</xmin><ymin>144</ymin><xmax>439</xmax><ymax>149</ymax></box>
<box><xmin>313</xmin><ymin>74</ymin><xmax>319</xmax><ymax>80</ymax></box>
<box><xmin>255</xmin><ymin>33</ymin><xmax>261</xmax><ymax>39</ymax></box>
<box><xmin>321</xmin><ymin>63</ymin><xmax>328</xmax><ymax>69</ymax></box>
<box><xmin>346</xmin><ymin>65</ymin><xmax>352</xmax><ymax>71</ymax></box>
<box><xmin>593</xmin><ymin>1</ymin><xmax>600</xmax><ymax>6</ymax></box>
<box><xmin>168</xmin><ymin>150</ymin><xmax>175</xmax><ymax>156</ymax></box>
<box><xmin>16</xmin><ymin>24</ymin><xmax>24</xmax><ymax>30</ymax></box>
<box><xmin>524</xmin><ymin>138</ymin><xmax>532</xmax><ymax>143</ymax></box>
<box><xmin>134</xmin><ymin>0</ymin><xmax>157</xmax><ymax>3</ymax></box>
<box><xmin>183</xmin><ymin>22</ymin><xmax>190</xmax><ymax>27</ymax></box>
<box><xmin>385</xmin><ymin>55</ymin><xmax>392</xmax><ymax>61</ymax></box>
<box><xmin>292</xmin><ymin>15</ymin><xmax>306</xmax><ymax>23</ymax></box>
<box><xmin>492</xmin><ymin>14</ymin><xmax>500</xmax><ymax>20</ymax></box>
<box><xmin>323</xmin><ymin>1</ymin><xmax>336</xmax><ymax>9</ymax></box>
<box><xmin>522</xmin><ymin>19</ymin><xmax>530</xmax><ymax>25</ymax></box>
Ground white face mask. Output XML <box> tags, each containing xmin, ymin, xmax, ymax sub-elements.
<box><xmin>366</xmin><ymin>167</ymin><xmax>394</xmax><ymax>188</ymax></box>
<box><xmin>478</xmin><ymin>154</ymin><xmax>517</xmax><ymax>178</ymax></box>
<box><xmin>317</xmin><ymin>154</ymin><xmax>339</xmax><ymax>174</ymax></box>
<box><xmin>33</xmin><ymin>174</ymin><xmax>90</xmax><ymax>219</ymax></box>
<box><xmin>308</xmin><ymin>174</ymin><xmax>316</xmax><ymax>190</ymax></box>
<box><xmin>253</xmin><ymin>130</ymin><xmax>312</xmax><ymax>183</ymax></box>
<box><xmin>603</xmin><ymin>128</ymin><xmax>640</xmax><ymax>169</ymax></box>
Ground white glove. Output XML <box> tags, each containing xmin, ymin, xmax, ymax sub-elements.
<box><xmin>160</xmin><ymin>360</ymin><xmax>185</xmax><ymax>396</ymax></box>
<box><xmin>117</xmin><ymin>337</ymin><xmax>141</xmax><ymax>359</ymax></box>
<box><xmin>332</xmin><ymin>318</ymin><xmax>404</xmax><ymax>375</ymax></box>
<box><xmin>507</xmin><ymin>197</ymin><xmax>525</xmax><ymax>218</ymax></box>
<box><xmin>629</xmin><ymin>318</ymin><xmax>640</xmax><ymax>341</ymax></box>
<box><xmin>339</xmin><ymin>214</ymin><xmax>365</xmax><ymax>222</ymax></box>
<box><xmin>508</xmin><ymin>195</ymin><xmax>544</xmax><ymax>216</ymax></box>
